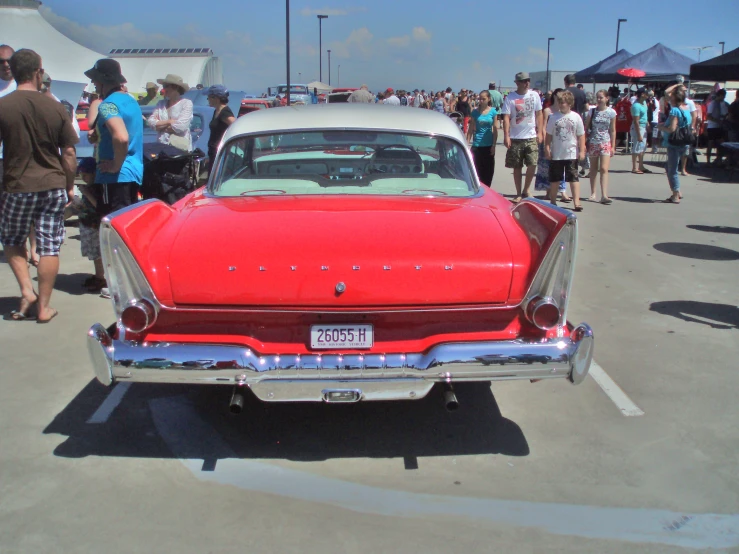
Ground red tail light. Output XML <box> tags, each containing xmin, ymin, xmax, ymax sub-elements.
<box><xmin>525</xmin><ymin>297</ymin><xmax>561</xmax><ymax>330</ymax></box>
<box><xmin>121</xmin><ymin>300</ymin><xmax>158</xmax><ymax>333</ymax></box>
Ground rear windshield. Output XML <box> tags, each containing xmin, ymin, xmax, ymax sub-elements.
<box><xmin>209</xmin><ymin>130</ymin><xmax>477</xmax><ymax>197</ymax></box>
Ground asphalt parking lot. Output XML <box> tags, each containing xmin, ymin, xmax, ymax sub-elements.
<box><xmin>1</xmin><ymin>150</ymin><xmax>738</xmax><ymax>553</ymax></box>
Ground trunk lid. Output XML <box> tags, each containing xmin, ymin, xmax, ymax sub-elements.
<box><xmin>168</xmin><ymin>196</ymin><xmax>513</xmax><ymax>306</ymax></box>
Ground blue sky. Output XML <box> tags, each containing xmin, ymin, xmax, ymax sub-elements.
<box><xmin>40</xmin><ymin>0</ymin><xmax>738</xmax><ymax>94</ymax></box>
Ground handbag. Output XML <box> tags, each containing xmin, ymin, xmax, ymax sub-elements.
<box><xmin>168</xmin><ymin>133</ymin><xmax>190</xmax><ymax>151</ymax></box>
<box><xmin>667</xmin><ymin>108</ymin><xmax>694</xmax><ymax>147</ymax></box>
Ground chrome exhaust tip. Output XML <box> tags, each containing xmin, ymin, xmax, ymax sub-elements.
<box><xmin>229</xmin><ymin>389</ymin><xmax>245</xmax><ymax>414</ymax></box>
<box><xmin>443</xmin><ymin>384</ymin><xmax>459</xmax><ymax>412</ymax></box>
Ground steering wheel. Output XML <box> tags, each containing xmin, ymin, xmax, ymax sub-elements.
<box><xmin>368</xmin><ymin>144</ymin><xmax>423</xmax><ymax>173</ymax></box>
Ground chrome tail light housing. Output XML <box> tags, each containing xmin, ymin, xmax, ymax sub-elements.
<box><xmin>99</xmin><ymin>219</ymin><xmax>160</xmax><ymax>331</ymax></box>
<box><xmin>522</xmin><ymin>210</ymin><xmax>577</xmax><ymax>334</ymax></box>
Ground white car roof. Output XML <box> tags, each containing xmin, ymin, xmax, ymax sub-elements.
<box><xmin>222</xmin><ymin>104</ymin><xmax>466</xmax><ymax>143</ymax></box>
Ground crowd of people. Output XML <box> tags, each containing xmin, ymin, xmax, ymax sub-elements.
<box><xmin>0</xmin><ymin>44</ymin><xmax>238</xmax><ymax>321</ymax></box>
<box><xmin>1</xmin><ymin>41</ymin><xmax>738</xmax><ymax>322</ymax></box>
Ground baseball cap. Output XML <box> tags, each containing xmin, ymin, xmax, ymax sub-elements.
<box><xmin>514</xmin><ymin>72</ymin><xmax>530</xmax><ymax>81</ymax></box>
<box><xmin>78</xmin><ymin>157</ymin><xmax>96</xmax><ymax>174</ymax></box>
<box><xmin>386</xmin><ymin>87</ymin><xmax>394</xmax><ymax>93</ymax></box>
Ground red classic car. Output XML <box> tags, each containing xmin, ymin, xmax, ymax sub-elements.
<box><xmin>88</xmin><ymin>104</ymin><xmax>593</xmax><ymax>412</ymax></box>
<box><xmin>238</xmin><ymin>98</ymin><xmax>272</xmax><ymax>117</ymax></box>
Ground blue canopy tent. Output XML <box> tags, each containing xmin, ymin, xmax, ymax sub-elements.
<box><xmin>574</xmin><ymin>49</ymin><xmax>633</xmax><ymax>83</ymax></box>
<box><xmin>596</xmin><ymin>43</ymin><xmax>696</xmax><ymax>83</ymax></box>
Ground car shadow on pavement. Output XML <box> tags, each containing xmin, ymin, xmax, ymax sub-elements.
<box><xmin>653</xmin><ymin>242</ymin><xmax>739</xmax><ymax>261</ymax></box>
<box><xmin>43</xmin><ymin>380</ymin><xmax>530</xmax><ymax>466</ymax></box>
<box><xmin>687</xmin><ymin>224</ymin><xmax>739</xmax><ymax>235</ymax></box>
<box><xmin>650</xmin><ymin>300</ymin><xmax>739</xmax><ymax>330</ymax></box>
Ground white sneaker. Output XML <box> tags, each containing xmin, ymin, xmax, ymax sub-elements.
<box><xmin>100</xmin><ymin>287</ymin><xmax>111</xmax><ymax>299</ymax></box>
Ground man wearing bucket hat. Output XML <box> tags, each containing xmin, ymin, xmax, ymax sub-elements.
<box><xmin>146</xmin><ymin>74</ymin><xmax>193</xmax><ymax>151</ymax></box>
<box><xmin>84</xmin><ymin>58</ymin><xmax>143</xmax><ymax>217</ymax></box>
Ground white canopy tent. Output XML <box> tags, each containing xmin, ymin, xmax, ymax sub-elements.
<box><xmin>306</xmin><ymin>81</ymin><xmax>333</xmax><ymax>93</ymax></box>
<box><xmin>0</xmin><ymin>0</ymin><xmax>100</xmax><ymax>97</ymax></box>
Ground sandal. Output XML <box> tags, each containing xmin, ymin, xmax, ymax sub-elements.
<box><xmin>85</xmin><ymin>277</ymin><xmax>107</xmax><ymax>293</ymax></box>
<box><xmin>587</xmin><ymin>194</ymin><xmax>596</xmax><ymax>201</ymax></box>
<box><xmin>560</xmin><ymin>195</ymin><xmax>572</xmax><ymax>202</ymax></box>
<box><xmin>664</xmin><ymin>196</ymin><xmax>681</xmax><ymax>204</ymax></box>
<box><xmin>600</xmin><ymin>198</ymin><xmax>613</xmax><ymax>205</ymax></box>
<box><xmin>574</xmin><ymin>204</ymin><xmax>584</xmax><ymax>212</ymax></box>
<box><xmin>3</xmin><ymin>295</ymin><xmax>39</xmax><ymax>321</ymax></box>
<box><xmin>511</xmin><ymin>196</ymin><xmax>522</xmax><ymax>204</ymax></box>
<box><xmin>631</xmin><ymin>170</ymin><xmax>644</xmax><ymax>174</ymax></box>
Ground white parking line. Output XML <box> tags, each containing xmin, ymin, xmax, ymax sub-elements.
<box><xmin>87</xmin><ymin>382</ymin><xmax>132</xmax><ymax>424</ymax></box>
<box><xmin>589</xmin><ymin>361</ymin><xmax>644</xmax><ymax>417</ymax></box>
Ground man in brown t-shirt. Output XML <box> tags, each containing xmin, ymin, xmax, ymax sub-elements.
<box><xmin>0</xmin><ymin>49</ymin><xmax>78</xmax><ymax>323</ymax></box>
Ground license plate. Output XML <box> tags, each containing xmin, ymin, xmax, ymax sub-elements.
<box><xmin>310</xmin><ymin>324</ymin><xmax>373</xmax><ymax>349</ymax></box>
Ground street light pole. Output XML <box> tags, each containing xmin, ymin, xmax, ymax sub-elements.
<box><xmin>317</xmin><ymin>15</ymin><xmax>328</xmax><ymax>83</ymax></box>
<box><xmin>546</xmin><ymin>37</ymin><xmax>554</xmax><ymax>92</ymax></box>
<box><xmin>286</xmin><ymin>0</ymin><xmax>291</xmax><ymax>106</ymax></box>
<box><xmin>616</xmin><ymin>18</ymin><xmax>627</xmax><ymax>53</ymax></box>
<box><xmin>327</xmin><ymin>50</ymin><xmax>331</xmax><ymax>86</ymax></box>
<box><xmin>719</xmin><ymin>41</ymin><xmax>725</xmax><ymax>55</ymax></box>
<box><xmin>687</xmin><ymin>46</ymin><xmax>712</xmax><ymax>95</ymax></box>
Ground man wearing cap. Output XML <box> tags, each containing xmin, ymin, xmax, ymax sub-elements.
<box><xmin>411</xmin><ymin>89</ymin><xmax>425</xmax><ymax>108</ymax></box>
<box><xmin>383</xmin><ymin>88</ymin><xmax>400</xmax><ymax>106</ymax></box>
<box><xmin>84</xmin><ymin>59</ymin><xmax>143</xmax><ymax>219</ymax></box>
<box><xmin>0</xmin><ymin>49</ymin><xmax>78</xmax><ymax>322</ymax></box>
<box><xmin>138</xmin><ymin>82</ymin><xmax>159</xmax><ymax>106</ymax></box>
<box><xmin>347</xmin><ymin>84</ymin><xmax>374</xmax><ymax>103</ymax></box>
<box><xmin>501</xmin><ymin>72</ymin><xmax>543</xmax><ymax>202</ymax></box>
<box><xmin>630</xmin><ymin>88</ymin><xmax>649</xmax><ymax>174</ymax></box>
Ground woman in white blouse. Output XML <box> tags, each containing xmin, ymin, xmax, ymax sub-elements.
<box><xmin>146</xmin><ymin>74</ymin><xmax>193</xmax><ymax>151</ymax></box>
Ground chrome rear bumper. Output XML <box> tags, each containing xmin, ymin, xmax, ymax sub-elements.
<box><xmin>88</xmin><ymin>323</ymin><xmax>594</xmax><ymax>402</ymax></box>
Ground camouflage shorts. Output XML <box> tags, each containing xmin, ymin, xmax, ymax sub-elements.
<box><xmin>505</xmin><ymin>138</ymin><xmax>539</xmax><ymax>168</ymax></box>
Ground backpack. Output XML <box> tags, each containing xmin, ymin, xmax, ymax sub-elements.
<box><xmin>400</xmin><ymin>96</ymin><xmax>408</xmax><ymax>106</ymax></box>
<box><xmin>667</xmin><ymin>108</ymin><xmax>694</xmax><ymax>147</ymax></box>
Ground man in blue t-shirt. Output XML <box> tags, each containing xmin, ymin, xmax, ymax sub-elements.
<box><xmin>84</xmin><ymin>59</ymin><xmax>143</xmax><ymax>214</ymax></box>
<box><xmin>630</xmin><ymin>87</ymin><xmax>649</xmax><ymax>174</ymax></box>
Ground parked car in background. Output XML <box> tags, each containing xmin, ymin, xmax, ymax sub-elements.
<box><xmin>326</xmin><ymin>88</ymin><xmax>358</xmax><ymax>103</ymax></box>
<box><xmin>88</xmin><ymin>104</ymin><xmax>594</xmax><ymax>413</ymax></box>
<box><xmin>267</xmin><ymin>84</ymin><xmax>316</xmax><ymax>105</ymax></box>
<box><xmin>238</xmin><ymin>98</ymin><xmax>271</xmax><ymax>116</ymax></box>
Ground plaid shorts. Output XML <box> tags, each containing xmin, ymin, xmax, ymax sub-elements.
<box><xmin>0</xmin><ymin>189</ymin><xmax>68</xmax><ymax>256</ymax></box>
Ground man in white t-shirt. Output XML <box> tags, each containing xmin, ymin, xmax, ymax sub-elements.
<box><xmin>501</xmin><ymin>72</ymin><xmax>543</xmax><ymax>202</ymax></box>
<box><xmin>545</xmin><ymin>90</ymin><xmax>586</xmax><ymax>209</ymax></box>
<box><xmin>383</xmin><ymin>88</ymin><xmax>400</xmax><ymax>106</ymax></box>
<box><xmin>412</xmin><ymin>89</ymin><xmax>425</xmax><ymax>107</ymax></box>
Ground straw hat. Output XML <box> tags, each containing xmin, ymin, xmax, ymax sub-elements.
<box><xmin>156</xmin><ymin>74</ymin><xmax>189</xmax><ymax>91</ymax></box>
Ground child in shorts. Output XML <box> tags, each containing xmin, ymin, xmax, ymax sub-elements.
<box><xmin>76</xmin><ymin>158</ymin><xmax>106</xmax><ymax>292</ymax></box>
<box><xmin>545</xmin><ymin>90</ymin><xmax>586</xmax><ymax>211</ymax></box>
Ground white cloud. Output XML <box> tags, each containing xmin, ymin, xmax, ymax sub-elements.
<box><xmin>528</xmin><ymin>47</ymin><xmax>548</xmax><ymax>62</ymax></box>
<box><xmin>412</xmin><ymin>27</ymin><xmax>432</xmax><ymax>42</ymax></box>
<box><xmin>39</xmin><ymin>6</ymin><xmax>179</xmax><ymax>53</ymax></box>
<box><xmin>300</xmin><ymin>6</ymin><xmax>367</xmax><ymax>16</ymax></box>
<box><xmin>387</xmin><ymin>36</ymin><xmax>411</xmax><ymax>48</ymax></box>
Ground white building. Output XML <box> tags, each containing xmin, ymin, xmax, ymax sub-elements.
<box><xmin>109</xmin><ymin>48</ymin><xmax>223</xmax><ymax>93</ymax></box>
<box><xmin>0</xmin><ymin>0</ymin><xmax>223</xmax><ymax>99</ymax></box>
